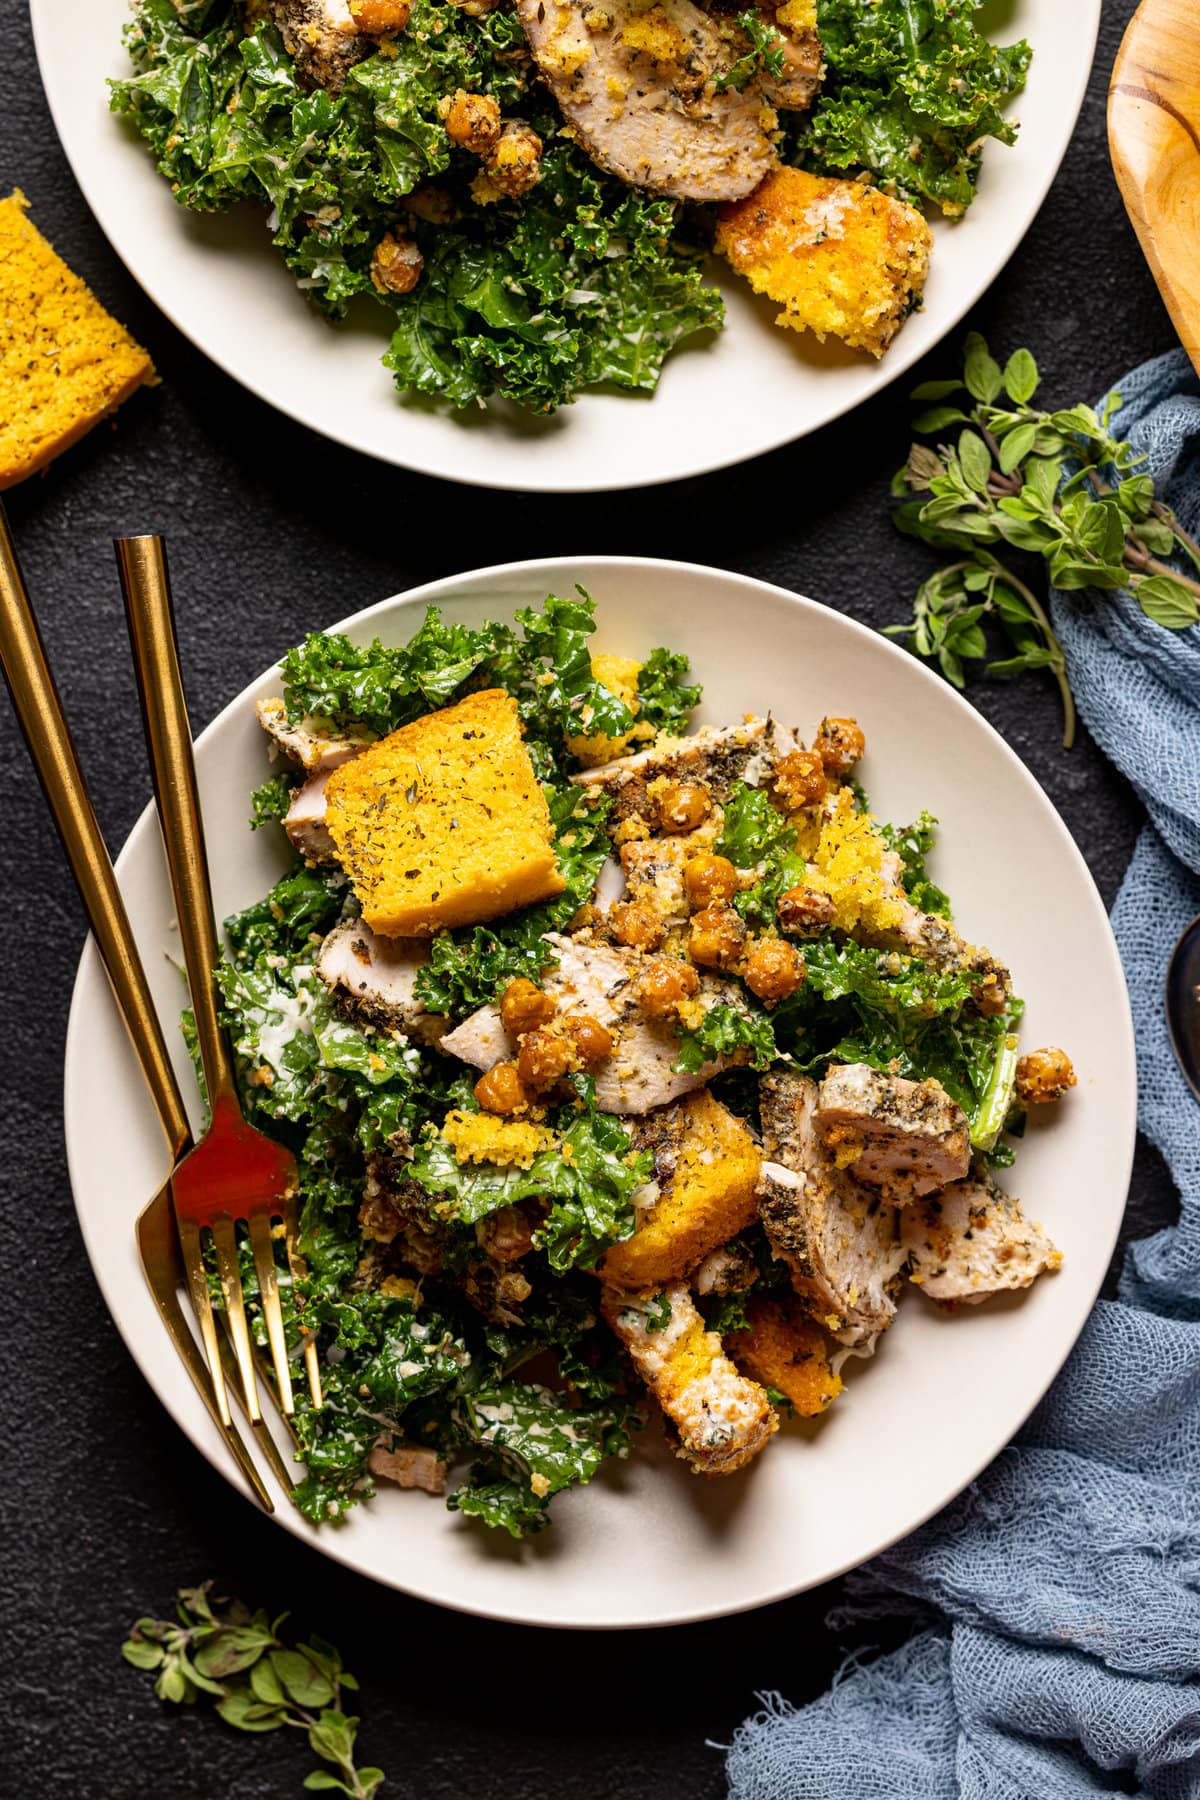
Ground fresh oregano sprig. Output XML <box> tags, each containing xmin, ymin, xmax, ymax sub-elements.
<box><xmin>122</xmin><ymin>1583</ymin><xmax>383</xmax><ymax>1798</ymax></box>
<box><xmin>886</xmin><ymin>334</ymin><xmax>1200</xmax><ymax>746</ymax></box>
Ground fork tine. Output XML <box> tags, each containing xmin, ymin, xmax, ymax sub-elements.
<box><xmin>177</xmin><ymin>1214</ymin><xmax>233</xmax><ymax>1429</ymax></box>
<box><xmin>282</xmin><ymin>1198</ymin><xmax>323</xmax><ymax>1411</ymax></box>
<box><xmin>248</xmin><ymin>1212</ymin><xmax>295</xmax><ymax>1415</ymax></box>
<box><xmin>136</xmin><ymin>1200</ymin><xmax>274</xmax><ymax>1512</ymax></box>
<box><xmin>213</xmin><ymin>1313</ymin><xmax>299</xmax><ymax>1494</ymax></box>
<box><xmin>210</xmin><ymin>1216</ymin><xmax>261</xmax><ymax>1423</ymax></box>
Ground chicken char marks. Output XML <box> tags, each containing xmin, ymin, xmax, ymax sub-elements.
<box><xmin>516</xmin><ymin>0</ymin><xmax>779</xmax><ymax>202</ymax></box>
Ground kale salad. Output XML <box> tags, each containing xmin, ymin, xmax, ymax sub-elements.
<box><xmin>111</xmin><ymin>0</ymin><xmax>1032</xmax><ymax>412</ymax></box>
<box><xmin>210</xmin><ymin>591</ymin><xmax>1074</xmax><ymax>1537</ymax></box>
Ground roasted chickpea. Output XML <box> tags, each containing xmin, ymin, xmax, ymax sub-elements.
<box><xmin>405</xmin><ymin>184</ymin><xmax>455</xmax><ymax>225</ymax></box>
<box><xmin>777</xmin><ymin>883</ymin><xmax>834</xmax><ymax>938</ymax></box>
<box><xmin>611</xmin><ymin>900</ymin><xmax>665</xmax><ymax>952</ymax></box>
<box><xmin>743</xmin><ymin>938</ymin><xmax>805</xmax><ymax>1005</ymax></box>
<box><xmin>369</xmin><ymin>231</ymin><xmax>423</xmax><ymax>295</ymax></box>
<box><xmin>656</xmin><ymin>781</ymin><xmax>712</xmax><ymax>834</ymax></box>
<box><xmin>485</xmin><ymin>122</ymin><xmax>543</xmax><ymax>198</ymax></box>
<box><xmin>637</xmin><ymin>958</ymin><xmax>701</xmax><ymax>1020</ymax></box>
<box><xmin>563</xmin><ymin>1014</ymin><xmax>614</xmax><ymax>1066</ymax></box>
<box><xmin>684</xmin><ymin>852</ymin><xmax>739</xmax><ymax>910</ymax></box>
<box><xmin>475</xmin><ymin>1061</ymin><xmax>530</xmax><ymax>1115</ymax></box>
<box><xmin>1016</xmin><ymin>1048</ymin><xmax>1077</xmax><ymax>1106</ymax></box>
<box><xmin>500</xmin><ymin>976</ymin><xmax>556</xmax><ymax>1039</ymax></box>
<box><xmin>689</xmin><ymin>904</ymin><xmax>747</xmax><ymax>971</ymax></box>
<box><xmin>517</xmin><ymin>1027</ymin><xmax>573</xmax><ymax>1092</ymax></box>
<box><xmin>773</xmin><ymin>749</ymin><xmax>827</xmax><ymax>812</ymax></box>
<box><xmin>349</xmin><ymin>0</ymin><xmax>411</xmax><ymax>30</ymax></box>
<box><xmin>815</xmin><ymin>717</ymin><xmax>866</xmax><ymax>778</ymax></box>
<box><xmin>444</xmin><ymin>89</ymin><xmax>502</xmax><ymax>156</ymax></box>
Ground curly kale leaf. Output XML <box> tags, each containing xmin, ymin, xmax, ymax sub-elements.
<box><xmin>223</xmin><ymin>864</ymin><xmax>348</xmax><ymax>966</ymax></box>
<box><xmin>410</xmin><ymin>1100</ymin><xmax>650</xmax><ymax>1270</ymax></box>
<box><xmin>785</xmin><ymin>0</ymin><xmax>1032</xmax><ymax>215</ymax></box>
<box><xmin>716</xmin><ymin>782</ymin><xmax>807</xmax><ymax>930</ymax></box>
<box><xmin>675</xmin><ymin>1001</ymin><xmax>778</xmax><ymax>1074</ymax></box>
<box><xmin>879</xmin><ymin>810</ymin><xmax>952</xmax><ymax>918</ymax></box>
<box><xmin>448</xmin><ymin>1381</ymin><xmax>632</xmax><ymax>1538</ymax></box>
<box><xmin>715</xmin><ymin>11</ymin><xmax>787</xmax><ymax>93</ymax></box>
<box><xmin>635</xmin><ymin>647</ymin><xmax>702</xmax><ymax>737</ymax></box>
<box><xmin>248</xmin><ymin>771</ymin><xmax>299</xmax><ymax>830</ymax></box>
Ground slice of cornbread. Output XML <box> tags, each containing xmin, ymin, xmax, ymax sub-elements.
<box><xmin>324</xmin><ymin>687</ymin><xmax>566</xmax><ymax>937</ymax></box>
<box><xmin>726</xmin><ymin>1295</ymin><xmax>843</xmax><ymax>1418</ymax></box>
<box><xmin>714</xmin><ymin>167</ymin><xmax>933</xmax><ymax>358</ymax></box>
<box><xmin>0</xmin><ymin>191</ymin><xmax>155</xmax><ymax>489</ymax></box>
<box><xmin>599</xmin><ymin>1090</ymin><xmax>761</xmax><ymax>1289</ymax></box>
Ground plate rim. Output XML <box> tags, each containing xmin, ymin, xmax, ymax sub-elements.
<box><xmin>63</xmin><ymin>553</ymin><xmax>1137</xmax><ymax>1628</ymax></box>
<box><xmin>30</xmin><ymin>0</ymin><xmax>1101</xmax><ymax>493</ymax></box>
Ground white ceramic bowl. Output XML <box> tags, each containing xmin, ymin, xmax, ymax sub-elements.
<box><xmin>65</xmin><ymin>556</ymin><xmax>1135</xmax><ymax>1627</ymax></box>
<box><xmin>34</xmin><ymin>0</ymin><xmax>1100</xmax><ymax>491</ymax></box>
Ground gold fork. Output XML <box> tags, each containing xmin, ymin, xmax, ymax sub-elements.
<box><xmin>115</xmin><ymin>536</ymin><xmax>322</xmax><ymax>1429</ymax></box>
<box><xmin>0</xmin><ymin>503</ymin><xmax>280</xmax><ymax>1510</ymax></box>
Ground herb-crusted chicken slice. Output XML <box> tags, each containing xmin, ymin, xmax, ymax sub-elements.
<box><xmin>902</xmin><ymin>1169</ymin><xmax>1063</xmax><ymax>1305</ymax></box>
<box><xmin>758</xmin><ymin>1072</ymin><xmax>905</xmax><ymax>1348</ymax></box>
<box><xmin>602</xmin><ymin>1282</ymin><xmax>777</xmax><ymax>1474</ymax></box>
<box><xmin>285</xmin><ymin>769</ymin><xmax>338</xmax><ymax>862</ymax></box>
<box><xmin>316</xmin><ymin>918</ymin><xmax>446</xmax><ymax>1045</ymax></box>
<box><xmin>516</xmin><ymin>0</ymin><xmax>778</xmax><ymax>202</ymax></box>
<box><xmin>752</xmin><ymin>4</ymin><xmax>823</xmax><ymax>111</ymax></box>
<box><xmin>439</xmin><ymin>933</ymin><xmax>751</xmax><ymax>1113</ymax></box>
<box><xmin>816</xmin><ymin>1062</ymin><xmax>970</xmax><ymax>1204</ymax></box>
<box><xmin>572</xmin><ymin>716</ymin><xmax>797</xmax><ymax>829</ymax></box>
<box><xmin>268</xmin><ymin>0</ymin><xmax>366</xmax><ymax>92</ymax></box>
<box><xmin>256</xmin><ymin>697</ymin><xmax>372</xmax><ymax>775</ymax></box>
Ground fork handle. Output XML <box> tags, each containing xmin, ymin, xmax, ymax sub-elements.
<box><xmin>0</xmin><ymin>505</ymin><xmax>191</xmax><ymax>1157</ymax></box>
<box><xmin>115</xmin><ymin>536</ymin><xmax>240</xmax><ymax>1118</ymax></box>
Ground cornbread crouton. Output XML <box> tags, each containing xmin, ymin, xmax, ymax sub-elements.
<box><xmin>600</xmin><ymin>1090</ymin><xmax>761</xmax><ymax>1288</ymax></box>
<box><xmin>902</xmin><ymin>1168</ymin><xmax>1063</xmax><ymax>1304</ymax></box>
<box><xmin>715</xmin><ymin>167</ymin><xmax>933</xmax><ymax>358</ymax></box>
<box><xmin>603</xmin><ymin>1283</ymin><xmax>777</xmax><ymax>1474</ymax></box>
<box><xmin>566</xmin><ymin>653</ymin><xmax>655</xmax><ymax>767</ymax></box>
<box><xmin>324</xmin><ymin>688</ymin><xmax>565</xmax><ymax>936</ymax></box>
<box><xmin>0</xmin><ymin>191</ymin><xmax>155</xmax><ymax>490</ymax></box>
<box><xmin>726</xmin><ymin>1295</ymin><xmax>843</xmax><ymax>1417</ymax></box>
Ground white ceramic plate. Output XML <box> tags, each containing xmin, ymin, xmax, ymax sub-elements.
<box><xmin>66</xmin><ymin>558</ymin><xmax>1135</xmax><ymax>1627</ymax></box>
<box><xmin>33</xmin><ymin>1</ymin><xmax>1099</xmax><ymax>491</ymax></box>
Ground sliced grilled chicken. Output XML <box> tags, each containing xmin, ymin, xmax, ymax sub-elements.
<box><xmin>902</xmin><ymin>1169</ymin><xmax>1063</xmax><ymax>1304</ymax></box>
<box><xmin>602</xmin><ymin>1282</ymin><xmax>777</xmax><ymax>1474</ymax></box>
<box><xmin>754</xmin><ymin>11</ymin><xmax>822</xmax><ymax>111</ymax></box>
<box><xmin>516</xmin><ymin>0</ymin><xmax>777</xmax><ymax>202</ymax></box>
<box><xmin>439</xmin><ymin>932</ymin><xmax>750</xmax><ymax>1113</ymax></box>
<box><xmin>619</xmin><ymin>827</ymin><xmax>720</xmax><ymax>928</ymax></box>
<box><xmin>879</xmin><ymin>848</ymin><xmax>1012</xmax><ymax>1015</ymax></box>
<box><xmin>285</xmin><ymin>769</ymin><xmax>337</xmax><ymax>861</ymax></box>
<box><xmin>367</xmin><ymin>1442</ymin><xmax>448</xmax><ymax>1493</ymax></box>
<box><xmin>816</xmin><ymin>1063</ymin><xmax>970</xmax><ymax>1204</ymax></box>
<box><xmin>316</xmin><ymin>917</ymin><xmax>446</xmax><ymax>1045</ymax></box>
<box><xmin>268</xmin><ymin>0</ymin><xmax>366</xmax><ymax>91</ymax></box>
<box><xmin>758</xmin><ymin>1072</ymin><xmax>905</xmax><ymax>1348</ymax></box>
<box><xmin>256</xmin><ymin>697</ymin><xmax>372</xmax><ymax>775</ymax></box>
<box><xmin>573</xmin><ymin>717</ymin><xmax>796</xmax><ymax>829</ymax></box>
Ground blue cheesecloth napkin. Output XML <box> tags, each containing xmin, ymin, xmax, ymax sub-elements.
<box><xmin>726</xmin><ymin>349</ymin><xmax>1200</xmax><ymax>1800</ymax></box>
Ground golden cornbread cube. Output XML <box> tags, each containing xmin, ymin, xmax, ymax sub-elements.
<box><xmin>599</xmin><ymin>1090</ymin><xmax>761</xmax><ymax>1289</ymax></box>
<box><xmin>726</xmin><ymin>1295</ymin><xmax>843</xmax><ymax>1418</ymax></box>
<box><xmin>714</xmin><ymin>168</ymin><xmax>933</xmax><ymax>359</ymax></box>
<box><xmin>324</xmin><ymin>687</ymin><xmax>565</xmax><ymax>937</ymax></box>
<box><xmin>602</xmin><ymin>1283</ymin><xmax>777</xmax><ymax>1476</ymax></box>
<box><xmin>0</xmin><ymin>190</ymin><xmax>155</xmax><ymax>489</ymax></box>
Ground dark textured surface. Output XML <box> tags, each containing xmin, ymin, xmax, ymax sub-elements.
<box><xmin>0</xmin><ymin>1</ymin><xmax>1181</xmax><ymax>1794</ymax></box>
